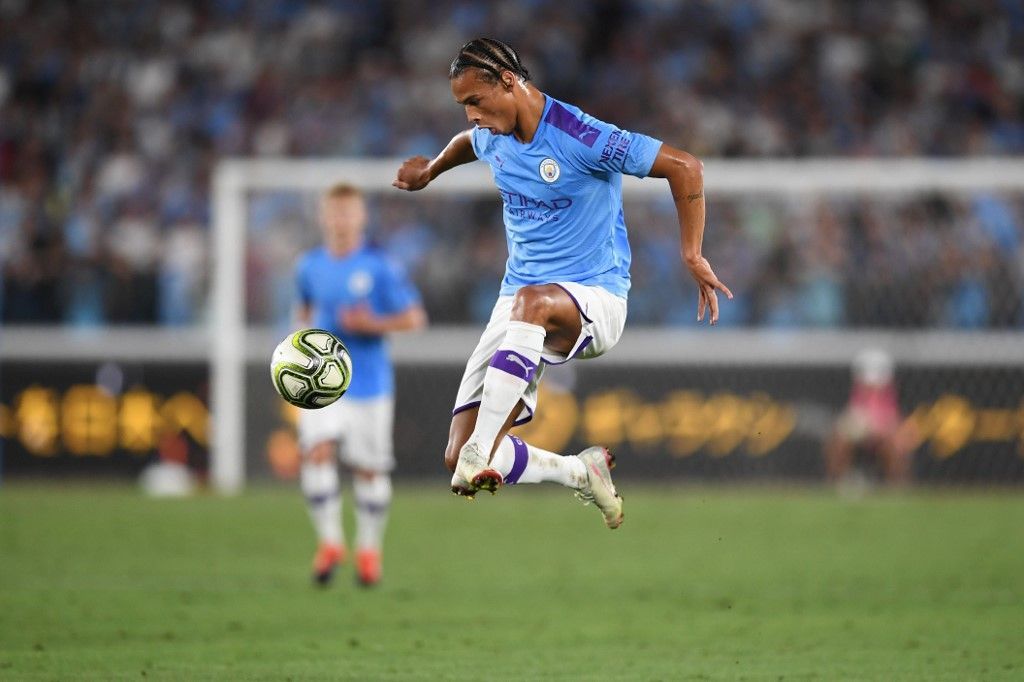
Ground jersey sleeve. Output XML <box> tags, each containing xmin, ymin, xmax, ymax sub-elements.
<box><xmin>568</xmin><ymin>116</ymin><xmax>663</xmax><ymax>178</ymax></box>
<box><xmin>374</xmin><ymin>257</ymin><xmax>421</xmax><ymax>315</ymax></box>
<box><xmin>470</xmin><ymin>126</ymin><xmax>494</xmax><ymax>161</ymax></box>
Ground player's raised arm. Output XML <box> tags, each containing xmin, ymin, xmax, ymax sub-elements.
<box><xmin>392</xmin><ymin>129</ymin><xmax>477</xmax><ymax>192</ymax></box>
<box><xmin>339</xmin><ymin>304</ymin><xmax>427</xmax><ymax>335</ymax></box>
<box><xmin>648</xmin><ymin>144</ymin><xmax>733</xmax><ymax>325</ymax></box>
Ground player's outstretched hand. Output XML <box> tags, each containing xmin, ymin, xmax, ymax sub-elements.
<box><xmin>686</xmin><ymin>256</ymin><xmax>733</xmax><ymax>325</ymax></box>
<box><xmin>392</xmin><ymin>156</ymin><xmax>431</xmax><ymax>191</ymax></box>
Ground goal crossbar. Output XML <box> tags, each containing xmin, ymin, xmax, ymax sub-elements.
<box><xmin>210</xmin><ymin>157</ymin><xmax>1024</xmax><ymax>493</ymax></box>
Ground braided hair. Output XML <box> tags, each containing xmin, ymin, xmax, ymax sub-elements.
<box><xmin>448</xmin><ymin>38</ymin><xmax>531</xmax><ymax>83</ymax></box>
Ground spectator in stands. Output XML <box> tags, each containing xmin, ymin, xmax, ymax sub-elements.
<box><xmin>826</xmin><ymin>348</ymin><xmax>917</xmax><ymax>486</ymax></box>
<box><xmin>0</xmin><ymin>1</ymin><xmax>1021</xmax><ymax>327</ymax></box>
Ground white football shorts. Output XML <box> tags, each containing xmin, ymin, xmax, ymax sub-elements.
<box><xmin>453</xmin><ymin>282</ymin><xmax>628</xmax><ymax>425</ymax></box>
<box><xmin>297</xmin><ymin>395</ymin><xmax>395</xmax><ymax>472</ymax></box>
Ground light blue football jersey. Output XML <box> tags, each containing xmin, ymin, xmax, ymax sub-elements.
<box><xmin>471</xmin><ymin>95</ymin><xmax>663</xmax><ymax>298</ymax></box>
<box><xmin>295</xmin><ymin>244</ymin><xmax>421</xmax><ymax>399</ymax></box>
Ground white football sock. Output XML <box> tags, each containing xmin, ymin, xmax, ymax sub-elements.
<box><xmin>488</xmin><ymin>434</ymin><xmax>587</xmax><ymax>489</ymax></box>
<box><xmin>353</xmin><ymin>474</ymin><xmax>392</xmax><ymax>552</ymax></box>
<box><xmin>300</xmin><ymin>460</ymin><xmax>343</xmax><ymax>546</ymax></box>
<box><xmin>469</xmin><ymin>321</ymin><xmax>546</xmax><ymax>458</ymax></box>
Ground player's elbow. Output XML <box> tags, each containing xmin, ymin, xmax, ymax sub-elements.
<box><xmin>673</xmin><ymin>151</ymin><xmax>703</xmax><ymax>184</ymax></box>
<box><xmin>407</xmin><ymin>307</ymin><xmax>428</xmax><ymax>331</ymax></box>
<box><xmin>653</xmin><ymin>146</ymin><xmax>703</xmax><ymax>184</ymax></box>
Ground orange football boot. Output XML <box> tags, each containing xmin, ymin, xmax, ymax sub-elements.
<box><xmin>355</xmin><ymin>549</ymin><xmax>382</xmax><ymax>587</ymax></box>
<box><xmin>312</xmin><ymin>543</ymin><xmax>346</xmax><ymax>586</ymax></box>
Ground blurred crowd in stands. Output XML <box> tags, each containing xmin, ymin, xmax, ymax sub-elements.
<box><xmin>1</xmin><ymin>0</ymin><xmax>1022</xmax><ymax>327</ymax></box>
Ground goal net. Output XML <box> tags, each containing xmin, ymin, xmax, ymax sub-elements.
<box><xmin>208</xmin><ymin>157</ymin><xmax>1024</xmax><ymax>492</ymax></box>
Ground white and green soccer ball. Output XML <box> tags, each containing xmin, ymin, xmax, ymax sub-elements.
<box><xmin>271</xmin><ymin>329</ymin><xmax>352</xmax><ymax>409</ymax></box>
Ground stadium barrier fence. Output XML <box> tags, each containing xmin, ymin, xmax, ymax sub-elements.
<box><xmin>2</xmin><ymin>327</ymin><xmax>1022</xmax><ymax>485</ymax></box>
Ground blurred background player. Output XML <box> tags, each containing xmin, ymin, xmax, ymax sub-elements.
<box><xmin>294</xmin><ymin>183</ymin><xmax>426</xmax><ymax>586</ymax></box>
<box><xmin>393</xmin><ymin>38</ymin><xmax>731</xmax><ymax>528</ymax></box>
<box><xmin>826</xmin><ymin>348</ymin><xmax>916</xmax><ymax>488</ymax></box>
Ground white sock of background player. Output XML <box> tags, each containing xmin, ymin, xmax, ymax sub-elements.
<box><xmin>353</xmin><ymin>473</ymin><xmax>391</xmax><ymax>554</ymax></box>
<box><xmin>300</xmin><ymin>459</ymin><xmax>343</xmax><ymax>548</ymax></box>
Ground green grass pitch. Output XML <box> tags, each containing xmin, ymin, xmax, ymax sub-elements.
<box><xmin>1</xmin><ymin>483</ymin><xmax>1022</xmax><ymax>681</ymax></box>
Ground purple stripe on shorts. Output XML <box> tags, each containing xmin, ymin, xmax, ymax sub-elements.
<box><xmin>512</xmin><ymin>403</ymin><xmax>534</xmax><ymax>426</ymax></box>
<box><xmin>576</xmin><ymin>335</ymin><xmax>594</xmax><ymax>356</ymax></box>
<box><xmin>505</xmin><ymin>435</ymin><xmax>529</xmax><ymax>484</ymax></box>
<box><xmin>452</xmin><ymin>401</ymin><xmax>481</xmax><ymax>416</ymax></box>
<box><xmin>489</xmin><ymin>349</ymin><xmax>537</xmax><ymax>381</ymax></box>
<box><xmin>553</xmin><ymin>283</ymin><xmax>593</xmax><ymax>323</ymax></box>
<box><xmin>542</xmin><ymin>335</ymin><xmax>594</xmax><ymax>367</ymax></box>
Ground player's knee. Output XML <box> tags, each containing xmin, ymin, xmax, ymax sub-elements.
<box><xmin>353</xmin><ymin>468</ymin><xmax>379</xmax><ymax>482</ymax></box>
<box><xmin>305</xmin><ymin>442</ymin><xmax>334</xmax><ymax>465</ymax></box>
<box><xmin>510</xmin><ymin>285</ymin><xmax>558</xmax><ymax>325</ymax></box>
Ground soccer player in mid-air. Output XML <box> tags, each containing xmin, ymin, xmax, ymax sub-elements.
<box><xmin>393</xmin><ymin>38</ymin><xmax>730</xmax><ymax>528</ymax></box>
<box><xmin>294</xmin><ymin>183</ymin><xmax>426</xmax><ymax>585</ymax></box>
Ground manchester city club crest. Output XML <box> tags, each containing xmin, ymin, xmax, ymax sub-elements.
<box><xmin>539</xmin><ymin>157</ymin><xmax>560</xmax><ymax>183</ymax></box>
<box><xmin>348</xmin><ymin>270</ymin><xmax>373</xmax><ymax>296</ymax></box>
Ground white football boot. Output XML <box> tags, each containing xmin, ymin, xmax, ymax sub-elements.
<box><xmin>451</xmin><ymin>441</ymin><xmax>503</xmax><ymax>498</ymax></box>
<box><xmin>450</xmin><ymin>468</ymin><xmax>476</xmax><ymax>499</ymax></box>
<box><xmin>575</xmin><ymin>447</ymin><xmax>624</xmax><ymax>529</ymax></box>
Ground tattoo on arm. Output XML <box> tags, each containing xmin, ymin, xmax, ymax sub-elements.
<box><xmin>686</xmin><ymin>191</ymin><xmax>703</xmax><ymax>203</ymax></box>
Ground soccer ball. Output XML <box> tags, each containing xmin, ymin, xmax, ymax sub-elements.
<box><xmin>271</xmin><ymin>329</ymin><xmax>352</xmax><ymax>409</ymax></box>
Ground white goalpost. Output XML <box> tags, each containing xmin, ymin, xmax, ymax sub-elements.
<box><xmin>208</xmin><ymin>157</ymin><xmax>1024</xmax><ymax>493</ymax></box>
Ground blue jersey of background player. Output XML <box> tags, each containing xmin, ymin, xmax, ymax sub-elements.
<box><xmin>294</xmin><ymin>183</ymin><xmax>425</xmax><ymax>588</ymax></box>
<box><xmin>393</xmin><ymin>38</ymin><xmax>732</xmax><ymax>530</ymax></box>
<box><xmin>295</xmin><ymin>193</ymin><xmax>423</xmax><ymax>400</ymax></box>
